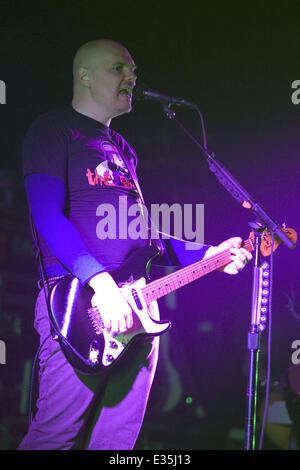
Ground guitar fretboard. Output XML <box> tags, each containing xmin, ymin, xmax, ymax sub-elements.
<box><xmin>141</xmin><ymin>239</ymin><xmax>253</xmax><ymax>305</ymax></box>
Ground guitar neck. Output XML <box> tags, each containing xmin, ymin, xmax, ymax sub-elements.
<box><xmin>141</xmin><ymin>239</ymin><xmax>253</xmax><ymax>306</ymax></box>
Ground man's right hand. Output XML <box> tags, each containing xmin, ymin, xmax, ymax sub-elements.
<box><xmin>88</xmin><ymin>272</ymin><xmax>133</xmax><ymax>336</ymax></box>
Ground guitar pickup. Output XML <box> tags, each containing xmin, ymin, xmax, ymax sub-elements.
<box><xmin>131</xmin><ymin>288</ymin><xmax>143</xmax><ymax>310</ymax></box>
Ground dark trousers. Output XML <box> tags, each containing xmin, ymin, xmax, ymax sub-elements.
<box><xmin>18</xmin><ymin>289</ymin><xmax>159</xmax><ymax>450</ymax></box>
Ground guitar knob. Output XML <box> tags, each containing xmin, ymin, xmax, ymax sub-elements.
<box><xmin>109</xmin><ymin>341</ymin><xmax>118</xmax><ymax>349</ymax></box>
<box><xmin>106</xmin><ymin>354</ymin><xmax>114</xmax><ymax>363</ymax></box>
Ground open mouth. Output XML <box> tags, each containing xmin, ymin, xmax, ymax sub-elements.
<box><xmin>119</xmin><ymin>87</ymin><xmax>133</xmax><ymax>98</ymax></box>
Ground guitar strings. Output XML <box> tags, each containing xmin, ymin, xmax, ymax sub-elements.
<box><xmin>142</xmin><ymin>239</ymin><xmax>252</xmax><ymax>304</ymax></box>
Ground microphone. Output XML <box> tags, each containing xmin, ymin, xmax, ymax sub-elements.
<box><xmin>133</xmin><ymin>84</ymin><xmax>195</xmax><ymax>109</ymax></box>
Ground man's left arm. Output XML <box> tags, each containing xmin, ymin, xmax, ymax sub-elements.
<box><xmin>156</xmin><ymin>233</ymin><xmax>252</xmax><ymax>273</ymax></box>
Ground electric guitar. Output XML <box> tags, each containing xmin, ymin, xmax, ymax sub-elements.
<box><xmin>48</xmin><ymin>228</ymin><xmax>296</xmax><ymax>375</ymax></box>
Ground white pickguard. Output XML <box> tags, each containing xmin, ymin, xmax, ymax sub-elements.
<box><xmin>100</xmin><ymin>277</ymin><xmax>170</xmax><ymax>367</ymax></box>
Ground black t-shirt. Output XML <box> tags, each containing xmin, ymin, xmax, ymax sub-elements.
<box><xmin>22</xmin><ymin>105</ymin><xmax>149</xmax><ymax>276</ymax></box>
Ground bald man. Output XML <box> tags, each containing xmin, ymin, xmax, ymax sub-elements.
<box><xmin>18</xmin><ymin>39</ymin><xmax>251</xmax><ymax>450</ymax></box>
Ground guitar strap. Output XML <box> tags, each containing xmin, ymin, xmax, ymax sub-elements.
<box><xmin>112</xmin><ymin>139</ymin><xmax>165</xmax><ymax>255</ymax></box>
<box><xmin>29</xmin><ymin>213</ymin><xmax>55</xmax><ymax>297</ymax></box>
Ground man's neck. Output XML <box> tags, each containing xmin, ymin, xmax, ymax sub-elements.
<box><xmin>71</xmin><ymin>98</ymin><xmax>112</xmax><ymax>127</ymax></box>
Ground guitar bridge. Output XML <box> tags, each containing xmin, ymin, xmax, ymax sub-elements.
<box><xmin>87</xmin><ymin>307</ymin><xmax>105</xmax><ymax>335</ymax></box>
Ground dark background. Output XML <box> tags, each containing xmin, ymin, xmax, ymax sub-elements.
<box><xmin>0</xmin><ymin>0</ymin><xmax>299</xmax><ymax>450</ymax></box>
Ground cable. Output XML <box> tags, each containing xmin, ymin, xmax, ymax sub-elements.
<box><xmin>193</xmin><ymin>104</ymin><xmax>208</xmax><ymax>151</ymax></box>
<box><xmin>27</xmin><ymin>213</ymin><xmax>52</xmax><ymax>424</ymax></box>
<box><xmin>258</xmin><ymin>232</ymin><xmax>274</xmax><ymax>449</ymax></box>
<box><xmin>28</xmin><ymin>333</ymin><xmax>51</xmax><ymax>424</ymax></box>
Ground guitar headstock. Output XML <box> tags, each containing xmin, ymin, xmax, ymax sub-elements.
<box><xmin>249</xmin><ymin>227</ymin><xmax>297</xmax><ymax>257</ymax></box>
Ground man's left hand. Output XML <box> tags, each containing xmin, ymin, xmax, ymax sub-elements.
<box><xmin>204</xmin><ymin>237</ymin><xmax>253</xmax><ymax>275</ymax></box>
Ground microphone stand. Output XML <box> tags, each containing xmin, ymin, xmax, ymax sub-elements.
<box><xmin>161</xmin><ymin>103</ymin><xmax>296</xmax><ymax>450</ymax></box>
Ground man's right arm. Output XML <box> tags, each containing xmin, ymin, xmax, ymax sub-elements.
<box><xmin>25</xmin><ymin>173</ymin><xmax>133</xmax><ymax>335</ymax></box>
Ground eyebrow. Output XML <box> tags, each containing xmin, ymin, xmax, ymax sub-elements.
<box><xmin>114</xmin><ymin>62</ymin><xmax>137</xmax><ymax>71</ymax></box>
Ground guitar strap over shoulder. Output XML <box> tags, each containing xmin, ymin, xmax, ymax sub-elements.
<box><xmin>29</xmin><ymin>213</ymin><xmax>54</xmax><ymax>293</ymax></box>
<box><xmin>116</xmin><ymin>145</ymin><xmax>165</xmax><ymax>255</ymax></box>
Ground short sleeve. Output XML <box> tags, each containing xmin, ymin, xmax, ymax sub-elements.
<box><xmin>22</xmin><ymin>114</ymin><xmax>69</xmax><ymax>181</ymax></box>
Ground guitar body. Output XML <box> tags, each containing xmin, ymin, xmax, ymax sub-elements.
<box><xmin>48</xmin><ymin>245</ymin><xmax>171</xmax><ymax>375</ymax></box>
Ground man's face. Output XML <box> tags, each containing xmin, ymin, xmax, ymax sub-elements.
<box><xmin>87</xmin><ymin>44</ymin><xmax>137</xmax><ymax>120</ymax></box>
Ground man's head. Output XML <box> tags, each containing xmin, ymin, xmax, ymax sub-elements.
<box><xmin>72</xmin><ymin>39</ymin><xmax>137</xmax><ymax>126</ymax></box>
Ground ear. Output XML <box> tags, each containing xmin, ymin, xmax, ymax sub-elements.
<box><xmin>77</xmin><ymin>67</ymin><xmax>91</xmax><ymax>87</ymax></box>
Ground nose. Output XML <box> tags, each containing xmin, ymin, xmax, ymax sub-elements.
<box><xmin>127</xmin><ymin>68</ymin><xmax>137</xmax><ymax>83</ymax></box>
